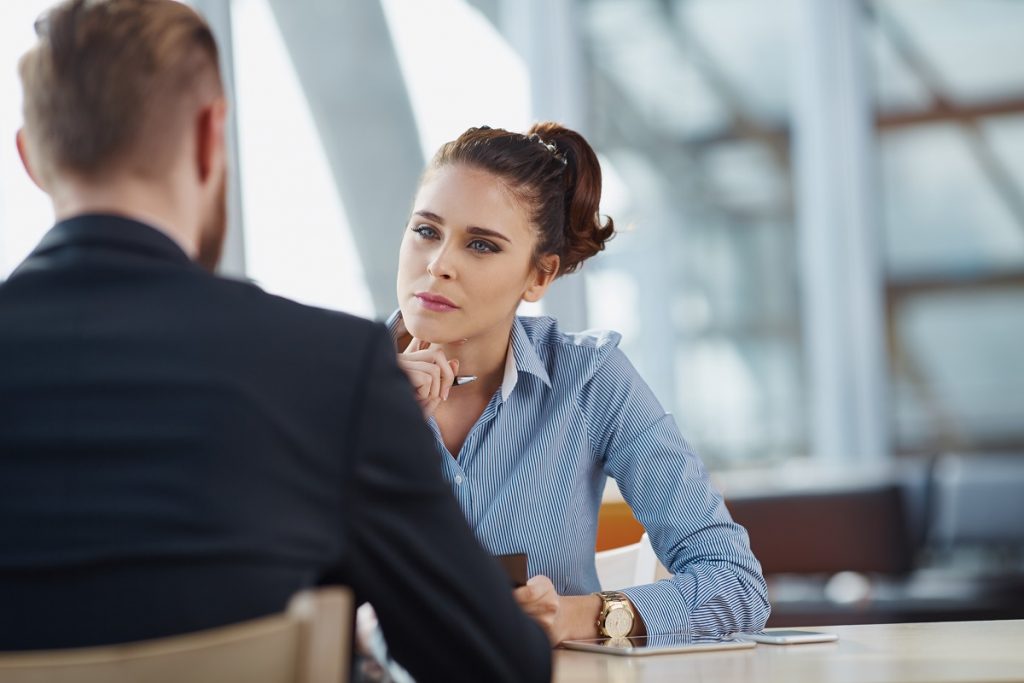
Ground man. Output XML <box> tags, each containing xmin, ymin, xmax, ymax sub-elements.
<box><xmin>0</xmin><ymin>1</ymin><xmax>551</xmax><ymax>681</ymax></box>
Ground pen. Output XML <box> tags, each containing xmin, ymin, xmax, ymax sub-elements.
<box><xmin>454</xmin><ymin>375</ymin><xmax>477</xmax><ymax>386</ymax></box>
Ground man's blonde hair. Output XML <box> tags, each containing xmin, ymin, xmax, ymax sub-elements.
<box><xmin>18</xmin><ymin>0</ymin><xmax>223</xmax><ymax>181</ymax></box>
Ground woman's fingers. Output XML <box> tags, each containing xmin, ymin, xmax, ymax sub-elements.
<box><xmin>397</xmin><ymin>360</ymin><xmax>442</xmax><ymax>401</ymax></box>
<box><xmin>521</xmin><ymin>575</ymin><xmax>555</xmax><ymax>600</ymax></box>
<box><xmin>411</xmin><ymin>345</ymin><xmax>454</xmax><ymax>389</ymax></box>
<box><xmin>396</xmin><ymin>337</ymin><xmax>461</xmax><ymax>416</ymax></box>
<box><xmin>422</xmin><ymin>397</ymin><xmax>442</xmax><ymax>418</ymax></box>
<box><xmin>436</xmin><ymin>352</ymin><xmax>455</xmax><ymax>400</ymax></box>
<box><xmin>403</xmin><ymin>336</ymin><xmax>430</xmax><ymax>354</ymax></box>
<box><xmin>513</xmin><ymin>575</ymin><xmax>561</xmax><ymax>645</ymax></box>
<box><xmin>400</xmin><ymin>339</ymin><xmax>457</xmax><ymax>401</ymax></box>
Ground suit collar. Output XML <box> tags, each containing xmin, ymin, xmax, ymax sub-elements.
<box><xmin>28</xmin><ymin>213</ymin><xmax>193</xmax><ymax>267</ymax></box>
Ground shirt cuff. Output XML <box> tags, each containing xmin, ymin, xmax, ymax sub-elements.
<box><xmin>620</xmin><ymin>580</ymin><xmax>691</xmax><ymax>635</ymax></box>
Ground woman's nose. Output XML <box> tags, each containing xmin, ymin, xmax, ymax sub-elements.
<box><xmin>427</xmin><ymin>249</ymin><xmax>455</xmax><ymax>280</ymax></box>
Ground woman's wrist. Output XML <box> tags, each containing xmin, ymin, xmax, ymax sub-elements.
<box><xmin>557</xmin><ymin>594</ymin><xmax>603</xmax><ymax>642</ymax></box>
<box><xmin>559</xmin><ymin>593</ymin><xmax>647</xmax><ymax>643</ymax></box>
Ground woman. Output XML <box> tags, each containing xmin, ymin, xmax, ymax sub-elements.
<box><xmin>389</xmin><ymin>122</ymin><xmax>769</xmax><ymax>643</ymax></box>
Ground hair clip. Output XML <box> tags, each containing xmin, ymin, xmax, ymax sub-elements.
<box><xmin>533</xmin><ymin>135</ymin><xmax>567</xmax><ymax>164</ymax></box>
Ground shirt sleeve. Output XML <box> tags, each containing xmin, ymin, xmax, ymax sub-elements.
<box><xmin>579</xmin><ymin>345</ymin><xmax>771</xmax><ymax>635</ymax></box>
<box><xmin>343</xmin><ymin>324</ymin><xmax>551</xmax><ymax>682</ymax></box>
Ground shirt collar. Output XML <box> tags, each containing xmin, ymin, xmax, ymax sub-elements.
<box><xmin>386</xmin><ymin>310</ymin><xmax>552</xmax><ymax>402</ymax></box>
<box><xmin>506</xmin><ymin>315</ymin><xmax>552</xmax><ymax>399</ymax></box>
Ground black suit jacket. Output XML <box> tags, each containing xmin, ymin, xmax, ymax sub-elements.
<box><xmin>0</xmin><ymin>214</ymin><xmax>550</xmax><ymax>682</ymax></box>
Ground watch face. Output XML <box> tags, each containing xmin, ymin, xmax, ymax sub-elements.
<box><xmin>605</xmin><ymin>606</ymin><xmax>633</xmax><ymax>638</ymax></box>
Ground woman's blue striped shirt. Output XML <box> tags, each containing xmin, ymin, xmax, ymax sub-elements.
<box><xmin>387</xmin><ymin>312</ymin><xmax>770</xmax><ymax>635</ymax></box>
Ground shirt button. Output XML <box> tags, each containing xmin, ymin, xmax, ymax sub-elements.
<box><xmin>455</xmin><ymin>475</ymin><xmax>464</xmax><ymax>485</ymax></box>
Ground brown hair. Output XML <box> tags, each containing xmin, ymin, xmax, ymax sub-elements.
<box><xmin>428</xmin><ymin>122</ymin><xmax>614</xmax><ymax>276</ymax></box>
<box><xmin>18</xmin><ymin>0</ymin><xmax>222</xmax><ymax>180</ymax></box>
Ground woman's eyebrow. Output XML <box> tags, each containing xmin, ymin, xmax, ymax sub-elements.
<box><xmin>466</xmin><ymin>226</ymin><xmax>511</xmax><ymax>244</ymax></box>
<box><xmin>414</xmin><ymin>210</ymin><xmax>445</xmax><ymax>224</ymax></box>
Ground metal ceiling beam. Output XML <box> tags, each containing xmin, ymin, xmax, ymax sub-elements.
<box><xmin>879</xmin><ymin>97</ymin><xmax>1024</xmax><ymax>129</ymax></box>
<box><xmin>887</xmin><ymin>270</ymin><xmax>1024</xmax><ymax>296</ymax></box>
<box><xmin>681</xmin><ymin>96</ymin><xmax>1024</xmax><ymax>151</ymax></box>
<box><xmin>866</xmin><ymin>0</ymin><xmax>1024</xmax><ymax>236</ymax></box>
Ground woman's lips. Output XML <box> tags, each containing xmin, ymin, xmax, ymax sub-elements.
<box><xmin>415</xmin><ymin>292</ymin><xmax>459</xmax><ymax>312</ymax></box>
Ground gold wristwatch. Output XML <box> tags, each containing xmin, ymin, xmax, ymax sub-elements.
<box><xmin>594</xmin><ymin>591</ymin><xmax>636</xmax><ymax>638</ymax></box>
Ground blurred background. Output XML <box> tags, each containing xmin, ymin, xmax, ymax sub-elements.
<box><xmin>2</xmin><ymin>0</ymin><xmax>1022</xmax><ymax>626</ymax></box>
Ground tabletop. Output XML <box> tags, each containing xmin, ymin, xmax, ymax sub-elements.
<box><xmin>553</xmin><ymin>619</ymin><xmax>1024</xmax><ymax>683</ymax></box>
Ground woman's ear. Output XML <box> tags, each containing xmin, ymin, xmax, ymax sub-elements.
<box><xmin>522</xmin><ymin>254</ymin><xmax>560</xmax><ymax>303</ymax></box>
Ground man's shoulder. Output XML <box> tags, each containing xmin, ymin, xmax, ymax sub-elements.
<box><xmin>203</xmin><ymin>275</ymin><xmax>382</xmax><ymax>337</ymax></box>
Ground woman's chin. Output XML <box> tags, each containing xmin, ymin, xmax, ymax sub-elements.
<box><xmin>401</xmin><ymin>314</ymin><xmax>460</xmax><ymax>346</ymax></box>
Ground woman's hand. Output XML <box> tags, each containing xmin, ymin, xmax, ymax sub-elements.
<box><xmin>513</xmin><ymin>575</ymin><xmax>563</xmax><ymax>645</ymax></box>
<box><xmin>397</xmin><ymin>337</ymin><xmax>458</xmax><ymax>418</ymax></box>
<box><xmin>514</xmin><ymin>576</ymin><xmax>609</xmax><ymax>645</ymax></box>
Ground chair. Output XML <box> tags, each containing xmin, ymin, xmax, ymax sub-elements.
<box><xmin>725</xmin><ymin>483</ymin><xmax>915</xmax><ymax>575</ymax></box>
<box><xmin>596</xmin><ymin>532</ymin><xmax>670</xmax><ymax>591</ymax></box>
<box><xmin>0</xmin><ymin>588</ymin><xmax>353</xmax><ymax>683</ymax></box>
<box><xmin>930</xmin><ymin>452</ymin><xmax>1024</xmax><ymax>550</ymax></box>
<box><xmin>596</xmin><ymin>499</ymin><xmax>646</xmax><ymax>551</ymax></box>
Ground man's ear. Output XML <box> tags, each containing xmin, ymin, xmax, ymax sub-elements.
<box><xmin>16</xmin><ymin>129</ymin><xmax>47</xmax><ymax>193</ymax></box>
<box><xmin>522</xmin><ymin>253</ymin><xmax>560</xmax><ymax>303</ymax></box>
<box><xmin>195</xmin><ymin>97</ymin><xmax>228</xmax><ymax>184</ymax></box>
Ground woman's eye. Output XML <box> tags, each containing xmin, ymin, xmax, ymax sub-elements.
<box><xmin>468</xmin><ymin>239</ymin><xmax>500</xmax><ymax>254</ymax></box>
<box><xmin>412</xmin><ymin>224</ymin><xmax>438</xmax><ymax>239</ymax></box>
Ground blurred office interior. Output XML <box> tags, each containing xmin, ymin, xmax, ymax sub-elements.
<box><xmin>1</xmin><ymin>0</ymin><xmax>1022</xmax><ymax>627</ymax></box>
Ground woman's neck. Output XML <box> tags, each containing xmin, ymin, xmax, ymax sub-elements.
<box><xmin>437</xmin><ymin>319</ymin><xmax>512</xmax><ymax>394</ymax></box>
<box><xmin>395</xmin><ymin>312</ymin><xmax>514</xmax><ymax>400</ymax></box>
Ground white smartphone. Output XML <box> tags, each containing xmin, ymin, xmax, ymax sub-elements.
<box><xmin>740</xmin><ymin>629</ymin><xmax>838</xmax><ymax>645</ymax></box>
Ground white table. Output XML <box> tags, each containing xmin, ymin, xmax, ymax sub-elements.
<box><xmin>554</xmin><ymin>620</ymin><xmax>1024</xmax><ymax>683</ymax></box>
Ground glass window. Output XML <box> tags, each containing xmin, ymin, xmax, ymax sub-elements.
<box><xmin>231</xmin><ymin>0</ymin><xmax>373</xmax><ymax>315</ymax></box>
<box><xmin>870</xmin><ymin>0</ymin><xmax>1024</xmax><ymax>455</ymax></box>
<box><xmin>382</xmin><ymin>0</ymin><xmax>531</xmax><ymax>159</ymax></box>
<box><xmin>580</xmin><ymin>0</ymin><xmax>804</xmax><ymax>466</ymax></box>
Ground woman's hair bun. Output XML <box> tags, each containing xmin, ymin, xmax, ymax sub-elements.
<box><xmin>527</xmin><ymin>122</ymin><xmax>614</xmax><ymax>275</ymax></box>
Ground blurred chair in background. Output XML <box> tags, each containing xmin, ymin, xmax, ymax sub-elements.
<box><xmin>930</xmin><ymin>453</ymin><xmax>1024</xmax><ymax>555</ymax></box>
<box><xmin>595</xmin><ymin>533</ymin><xmax>670</xmax><ymax>591</ymax></box>
<box><xmin>725</xmin><ymin>483</ymin><xmax>914</xmax><ymax>576</ymax></box>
